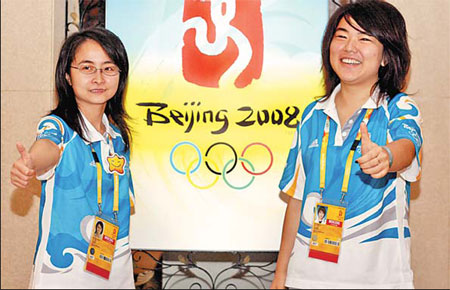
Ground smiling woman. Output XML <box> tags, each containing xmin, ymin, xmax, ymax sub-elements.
<box><xmin>66</xmin><ymin>39</ymin><xmax>120</xmax><ymax>121</ymax></box>
<box><xmin>10</xmin><ymin>27</ymin><xmax>135</xmax><ymax>289</ymax></box>
<box><xmin>272</xmin><ymin>0</ymin><xmax>423</xmax><ymax>289</ymax></box>
<box><xmin>330</xmin><ymin>17</ymin><xmax>386</xmax><ymax>127</ymax></box>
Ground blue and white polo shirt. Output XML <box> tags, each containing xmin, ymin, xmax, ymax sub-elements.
<box><xmin>279</xmin><ymin>85</ymin><xmax>422</xmax><ymax>289</ymax></box>
<box><xmin>30</xmin><ymin>112</ymin><xmax>135</xmax><ymax>289</ymax></box>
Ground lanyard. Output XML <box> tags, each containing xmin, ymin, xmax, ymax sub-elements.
<box><xmin>319</xmin><ymin>109</ymin><xmax>373</xmax><ymax>203</ymax></box>
<box><xmin>90</xmin><ymin>137</ymin><xmax>119</xmax><ymax>222</ymax></box>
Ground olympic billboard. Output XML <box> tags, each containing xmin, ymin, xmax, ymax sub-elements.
<box><xmin>107</xmin><ymin>0</ymin><xmax>328</xmax><ymax>251</ymax></box>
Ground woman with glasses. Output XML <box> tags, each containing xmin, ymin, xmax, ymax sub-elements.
<box><xmin>10</xmin><ymin>27</ymin><xmax>135</xmax><ymax>288</ymax></box>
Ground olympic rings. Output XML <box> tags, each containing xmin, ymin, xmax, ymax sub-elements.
<box><xmin>205</xmin><ymin>142</ymin><xmax>237</xmax><ymax>175</ymax></box>
<box><xmin>222</xmin><ymin>158</ymin><xmax>255</xmax><ymax>190</ymax></box>
<box><xmin>186</xmin><ymin>157</ymin><xmax>220</xmax><ymax>189</ymax></box>
<box><xmin>170</xmin><ymin>141</ymin><xmax>273</xmax><ymax>190</ymax></box>
<box><xmin>241</xmin><ymin>142</ymin><xmax>274</xmax><ymax>175</ymax></box>
<box><xmin>170</xmin><ymin>141</ymin><xmax>202</xmax><ymax>174</ymax></box>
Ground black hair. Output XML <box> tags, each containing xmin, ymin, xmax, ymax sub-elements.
<box><xmin>321</xmin><ymin>0</ymin><xmax>410</xmax><ymax>101</ymax></box>
<box><xmin>53</xmin><ymin>27</ymin><xmax>131</xmax><ymax>151</ymax></box>
<box><xmin>95</xmin><ymin>221</ymin><xmax>104</xmax><ymax>233</ymax></box>
<box><xmin>318</xmin><ymin>207</ymin><xmax>326</xmax><ymax>215</ymax></box>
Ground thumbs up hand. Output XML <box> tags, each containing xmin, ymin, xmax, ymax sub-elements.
<box><xmin>356</xmin><ymin>122</ymin><xmax>390</xmax><ymax>179</ymax></box>
<box><xmin>10</xmin><ymin>142</ymin><xmax>36</xmax><ymax>188</ymax></box>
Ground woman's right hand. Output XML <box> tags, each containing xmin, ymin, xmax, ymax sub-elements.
<box><xmin>10</xmin><ymin>142</ymin><xmax>36</xmax><ymax>188</ymax></box>
<box><xmin>270</xmin><ymin>272</ymin><xmax>287</xmax><ymax>289</ymax></box>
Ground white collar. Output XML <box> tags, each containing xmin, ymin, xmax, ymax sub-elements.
<box><xmin>316</xmin><ymin>84</ymin><xmax>381</xmax><ymax>113</ymax></box>
<box><xmin>79</xmin><ymin>111</ymin><xmax>117</xmax><ymax>144</ymax></box>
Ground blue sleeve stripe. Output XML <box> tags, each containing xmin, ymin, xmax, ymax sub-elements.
<box><xmin>36</xmin><ymin>116</ymin><xmax>65</xmax><ymax>145</ymax></box>
<box><xmin>278</xmin><ymin>146</ymin><xmax>299</xmax><ymax>190</ymax></box>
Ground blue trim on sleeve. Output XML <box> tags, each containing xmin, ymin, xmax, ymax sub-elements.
<box><xmin>387</xmin><ymin>93</ymin><xmax>423</xmax><ymax>166</ymax></box>
<box><xmin>278</xmin><ymin>100</ymin><xmax>318</xmax><ymax>191</ymax></box>
<box><xmin>278</xmin><ymin>125</ymin><xmax>300</xmax><ymax>190</ymax></box>
<box><xmin>36</xmin><ymin>115</ymin><xmax>67</xmax><ymax>146</ymax></box>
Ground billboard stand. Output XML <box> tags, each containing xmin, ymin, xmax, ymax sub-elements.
<box><xmin>133</xmin><ymin>250</ymin><xmax>277</xmax><ymax>289</ymax></box>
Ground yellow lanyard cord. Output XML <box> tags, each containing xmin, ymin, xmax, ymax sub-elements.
<box><xmin>91</xmin><ymin>148</ymin><xmax>103</xmax><ymax>210</ymax></box>
<box><xmin>319</xmin><ymin>116</ymin><xmax>330</xmax><ymax>191</ymax></box>
<box><xmin>319</xmin><ymin>109</ymin><xmax>373</xmax><ymax>203</ymax></box>
<box><xmin>113</xmin><ymin>173</ymin><xmax>119</xmax><ymax>216</ymax></box>
<box><xmin>90</xmin><ymin>142</ymin><xmax>119</xmax><ymax>222</ymax></box>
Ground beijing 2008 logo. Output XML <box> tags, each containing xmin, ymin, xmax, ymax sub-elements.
<box><xmin>170</xmin><ymin>141</ymin><xmax>273</xmax><ymax>190</ymax></box>
<box><xmin>182</xmin><ymin>0</ymin><xmax>263</xmax><ymax>88</ymax></box>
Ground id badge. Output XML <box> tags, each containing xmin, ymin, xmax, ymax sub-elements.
<box><xmin>308</xmin><ymin>202</ymin><xmax>346</xmax><ymax>263</ymax></box>
<box><xmin>85</xmin><ymin>216</ymin><xmax>119</xmax><ymax>279</ymax></box>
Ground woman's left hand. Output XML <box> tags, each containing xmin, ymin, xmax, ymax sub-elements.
<box><xmin>356</xmin><ymin>122</ymin><xmax>390</xmax><ymax>179</ymax></box>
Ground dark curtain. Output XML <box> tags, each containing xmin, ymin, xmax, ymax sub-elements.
<box><xmin>79</xmin><ymin>0</ymin><xmax>105</xmax><ymax>30</ymax></box>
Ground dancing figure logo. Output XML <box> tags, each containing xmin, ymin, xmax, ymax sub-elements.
<box><xmin>182</xmin><ymin>0</ymin><xmax>263</xmax><ymax>88</ymax></box>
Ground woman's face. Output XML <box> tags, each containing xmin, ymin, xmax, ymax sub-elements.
<box><xmin>96</xmin><ymin>223</ymin><xmax>102</xmax><ymax>234</ymax></box>
<box><xmin>66</xmin><ymin>39</ymin><xmax>120</xmax><ymax>113</ymax></box>
<box><xmin>318</xmin><ymin>210</ymin><xmax>325</xmax><ymax>220</ymax></box>
<box><xmin>330</xmin><ymin>16</ymin><xmax>384</xmax><ymax>89</ymax></box>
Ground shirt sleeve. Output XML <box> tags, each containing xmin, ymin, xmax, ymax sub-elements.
<box><xmin>35</xmin><ymin>116</ymin><xmax>65</xmax><ymax>180</ymax></box>
<box><xmin>387</xmin><ymin>94</ymin><xmax>423</xmax><ymax>181</ymax></box>
<box><xmin>278</xmin><ymin>123</ymin><xmax>306</xmax><ymax>200</ymax></box>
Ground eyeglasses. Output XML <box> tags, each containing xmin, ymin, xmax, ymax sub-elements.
<box><xmin>70</xmin><ymin>63</ymin><xmax>121</xmax><ymax>76</ymax></box>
